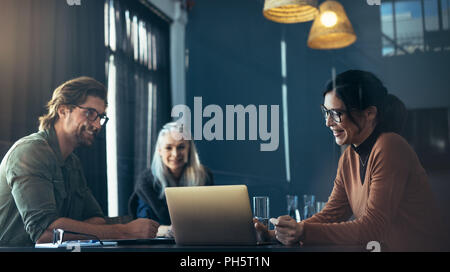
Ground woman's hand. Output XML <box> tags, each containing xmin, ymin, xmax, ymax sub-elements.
<box><xmin>157</xmin><ymin>225</ymin><xmax>174</xmax><ymax>238</ymax></box>
<box><xmin>253</xmin><ymin>218</ymin><xmax>275</xmax><ymax>243</ymax></box>
<box><xmin>273</xmin><ymin>215</ymin><xmax>304</xmax><ymax>245</ymax></box>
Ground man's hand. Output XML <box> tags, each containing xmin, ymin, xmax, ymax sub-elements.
<box><xmin>36</xmin><ymin>217</ymin><xmax>160</xmax><ymax>243</ymax></box>
<box><xmin>123</xmin><ymin>218</ymin><xmax>159</xmax><ymax>239</ymax></box>
<box><xmin>273</xmin><ymin>215</ymin><xmax>304</xmax><ymax>245</ymax></box>
<box><xmin>84</xmin><ymin>217</ymin><xmax>106</xmax><ymax>225</ymax></box>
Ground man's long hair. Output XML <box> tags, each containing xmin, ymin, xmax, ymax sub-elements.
<box><xmin>39</xmin><ymin>76</ymin><xmax>107</xmax><ymax>131</ymax></box>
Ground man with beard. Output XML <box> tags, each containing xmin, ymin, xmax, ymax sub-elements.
<box><xmin>0</xmin><ymin>77</ymin><xmax>159</xmax><ymax>246</ymax></box>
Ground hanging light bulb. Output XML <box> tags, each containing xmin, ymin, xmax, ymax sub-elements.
<box><xmin>307</xmin><ymin>0</ymin><xmax>356</xmax><ymax>49</ymax></box>
<box><xmin>263</xmin><ymin>0</ymin><xmax>319</xmax><ymax>23</ymax></box>
<box><xmin>320</xmin><ymin>11</ymin><xmax>338</xmax><ymax>27</ymax></box>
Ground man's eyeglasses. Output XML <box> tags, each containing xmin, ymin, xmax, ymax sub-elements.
<box><xmin>52</xmin><ymin>228</ymin><xmax>104</xmax><ymax>245</ymax></box>
<box><xmin>74</xmin><ymin>105</ymin><xmax>109</xmax><ymax>126</ymax></box>
<box><xmin>320</xmin><ymin>105</ymin><xmax>347</xmax><ymax>123</ymax></box>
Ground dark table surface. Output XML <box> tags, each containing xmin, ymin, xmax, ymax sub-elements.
<box><xmin>0</xmin><ymin>243</ymin><xmax>367</xmax><ymax>252</ymax></box>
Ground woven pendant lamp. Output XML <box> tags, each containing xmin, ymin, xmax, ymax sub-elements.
<box><xmin>307</xmin><ymin>0</ymin><xmax>356</xmax><ymax>49</ymax></box>
<box><xmin>263</xmin><ymin>0</ymin><xmax>319</xmax><ymax>23</ymax></box>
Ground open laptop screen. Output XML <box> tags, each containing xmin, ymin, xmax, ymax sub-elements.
<box><xmin>165</xmin><ymin>185</ymin><xmax>257</xmax><ymax>245</ymax></box>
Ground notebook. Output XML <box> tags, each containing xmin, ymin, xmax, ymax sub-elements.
<box><xmin>165</xmin><ymin>185</ymin><xmax>258</xmax><ymax>245</ymax></box>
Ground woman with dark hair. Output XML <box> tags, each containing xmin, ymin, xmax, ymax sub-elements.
<box><xmin>255</xmin><ymin>70</ymin><xmax>448</xmax><ymax>251</ymax></box>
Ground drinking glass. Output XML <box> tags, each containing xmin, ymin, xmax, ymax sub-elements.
<box><xmin>316</xmin><ymin>201</ymin><xmax>327</xmax><ymax>213</ymax></box>
<box><xmin>303</xmin><ymin>194</ymin><xmax>316</xmax><ymax>219</ymax></box>
<box><xmin>286</xmin><ymin>195</ymin><xmax>301</xmax><ymax>222</ymax></box>
<box><xmin>253</xmin><ymin>196</ymin><xmax>269</xmax><ymax>228</ymax></box>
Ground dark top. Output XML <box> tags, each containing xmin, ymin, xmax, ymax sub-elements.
<box><xmin>0</xmin><ymin>127</ymin><xmax>104</xmax><ymax>246</ymax></box>
<box><xmin>128</xmin><ymin>167</ymin><xmax>214</xmax><ymax>225</ymax></box>
<box><xmin>351</xmin><ymin>127</ymin><xmax>381</xmax><ymax>185</ymax></box>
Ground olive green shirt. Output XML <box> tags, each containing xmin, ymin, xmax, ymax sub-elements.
<box><xmin>0</xmin><ymin>127</ymin><xmax>104</xmax><ymax>246</ymax></box>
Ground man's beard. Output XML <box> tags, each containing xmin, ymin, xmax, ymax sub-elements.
<box><xmin>75</xmin><ymin>123</ymin><xmax>98</xmax><ymax>147</ymax></box>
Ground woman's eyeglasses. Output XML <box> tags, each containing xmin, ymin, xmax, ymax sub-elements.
<box><xmin>320</xmin><ymin>105</ymin><xmax>347</xmax><ymax>123</ymax></box>
<box><xmin>74</xmin><ymin>105</ymin><xmax>109</xmax><ymax>126</ymax></box>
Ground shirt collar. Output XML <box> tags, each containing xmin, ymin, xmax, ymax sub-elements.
<box><xmin>351</xmin><ymin>126</ymin><xmax>381</xmax><ymax>159</ymax></box>
<box><xmin>43</xmin><ymin>126</ymin><xmax>66</xmax><ymax>167</ymax></box>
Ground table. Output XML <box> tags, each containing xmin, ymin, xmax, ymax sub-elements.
<box><xmin>0</xmin><ymin>243</ymin><xmax>366</xmax><ymax>252</ymax></box>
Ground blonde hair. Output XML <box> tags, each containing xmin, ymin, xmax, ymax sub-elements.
<box><xmin>39</xmin><ymin>76</ymin><xmax>107</xmax><ymax>131</ymax></box>
<box><xmin>151</xmin><ymin>122</ymin><xmax>208</xmax><ymax>197</ymax></box>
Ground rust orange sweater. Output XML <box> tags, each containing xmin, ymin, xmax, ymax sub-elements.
<box><xmin>302</xmin><ymin>133</ymin><xmax>448</xmax><ymax>251</ymax></box>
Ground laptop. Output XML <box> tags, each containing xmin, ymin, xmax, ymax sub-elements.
<box><xmin>165</xmin><ymin>185</ymin><xmax>259</xmax><ymax>245</ymax></box>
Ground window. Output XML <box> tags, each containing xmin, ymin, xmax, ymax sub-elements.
<box><xmin>424</xmin><ymin>0</ymin><xmax>440</xmax><ymax>31</ymax></box>
<box><xmin>104</xmin><ymin>0</ymin><xmax>171</xmax><ymax>216</ymax></box>
<box><xmin>381</xmin><ymin>0</ymin><xmax>450</xmax><ymax>56</ymax></box>
<box><xmin>442</xmin><ymin>0</ymin><xmax>450</xmax><ymax>29</ymax></box>
<box><xmin>381</xmin><ymin>3</ymin><xmax>396</xmax><ymax>56</ymax></box>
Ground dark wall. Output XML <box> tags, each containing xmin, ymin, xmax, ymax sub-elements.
<box><xmin>185</xmin><ymin>0</ymin><xmax>450</xmax><ymax>218</ymax></box>
<box><xmin>0</xmin><ymin>0</ymin><xmax>108</xmax><ymax>214</ymax></box>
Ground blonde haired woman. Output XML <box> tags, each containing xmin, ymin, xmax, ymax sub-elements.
<box><xmin>128</xmin><ymin>122</ymin><xmax>213</xmax><ymax>235</ymax></box>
